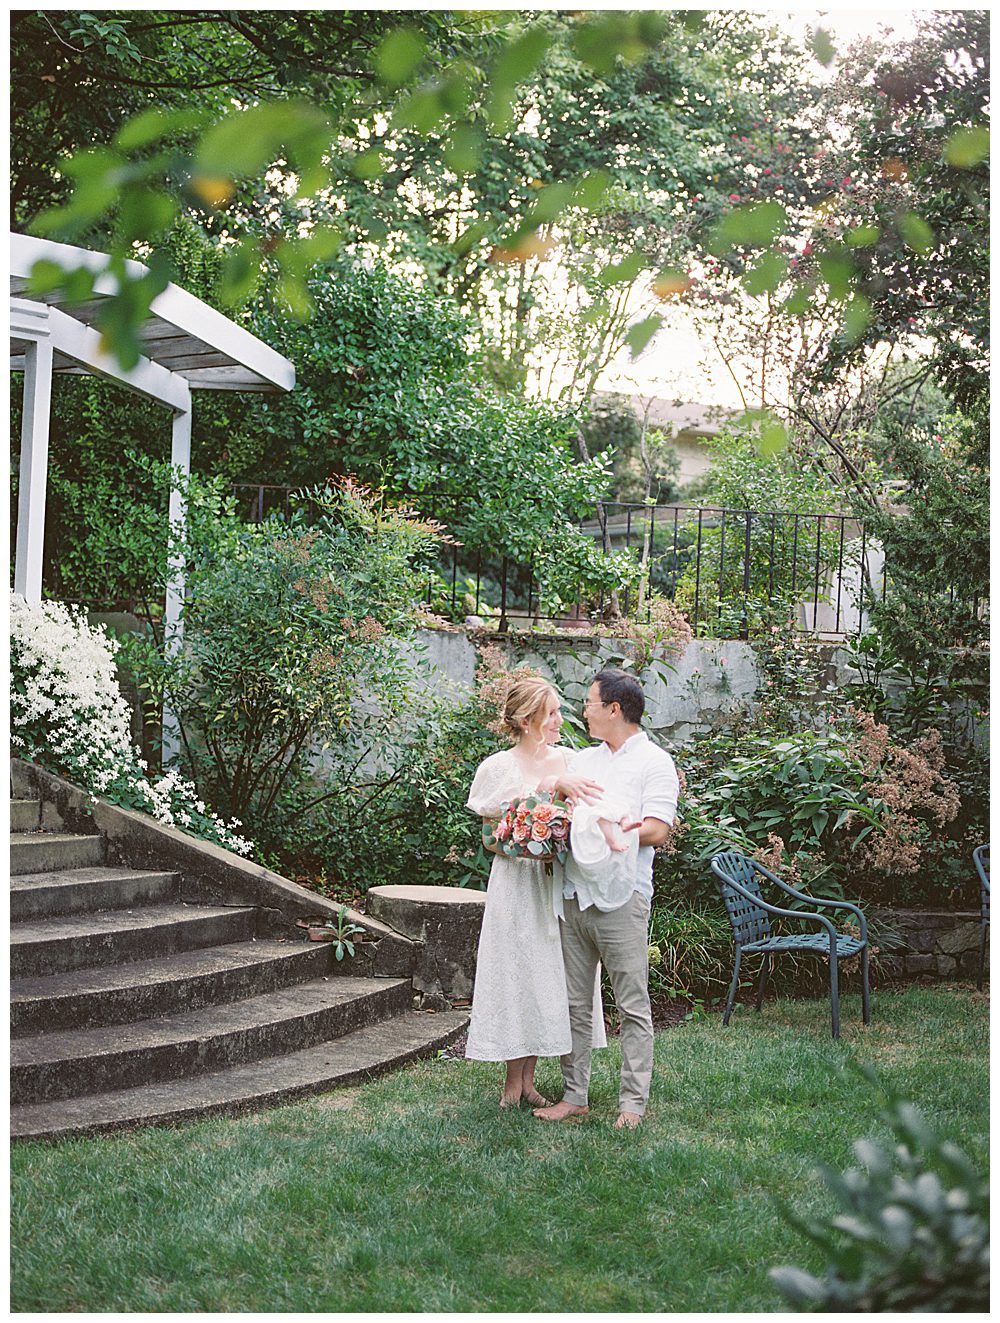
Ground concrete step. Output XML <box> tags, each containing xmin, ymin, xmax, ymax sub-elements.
<box><xmin>10</xmin><ymin>798</ymin><xmax>40</xmax><ymax>832</ymax></box>
<box><xmin>12</xmin><ymin>975</ymin><xmax>415</xmax><ymax>1103</ymax></box>
<box><xmin>11</xmin><ymin>938</ymin><xmax>341</xmax><ymax>1037</ymax></box>
<box><xmin>10</xmin><ymin>831</ymin><xmax>105</xmax><ymax>876</ymax></box>
<box><xmin>11</xmin><ymin>1008</ymin><xmax>469</xmax><ymax>1141</ymax></box>
<box><xmin>10</xmin><ymin>902</ymin><xmax>258</xmax><ymax>979</ymax></box>
<box><xmin>10</xmin><ymin>865</ymin><xmax>179</xmax><ymax>921</ymax></box>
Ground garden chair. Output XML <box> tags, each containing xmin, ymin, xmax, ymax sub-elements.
<box><xmin>711</xmin><ymin>850</ymin><xmax>870</xmax><ymax>1039</ymax></box>
<box><xmin>973</xmin><ymin>844</ymin><xmax>989</xmax><ymax>991</ymax></box>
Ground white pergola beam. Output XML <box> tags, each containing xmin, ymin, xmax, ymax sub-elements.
<box><xmin>46</xmin><ymin>306</ymin><xmax>192</xmax><ymax>411</ymax></box>
<box><xmin>11</xmin><ymin>234</ymin><xmax>295</xmax><ymax>392</ymax></box>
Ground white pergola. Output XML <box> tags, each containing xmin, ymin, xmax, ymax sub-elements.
<box><xmin>10</xmin><ymin>232</ymin><xmax>295</xmax><ymax>758</ymax></box>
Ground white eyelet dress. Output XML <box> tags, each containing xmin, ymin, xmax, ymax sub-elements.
<box><xmin>465</xmin><ymin>748</ymin><xmax>607</xmax><ymax>1061</ymax></box>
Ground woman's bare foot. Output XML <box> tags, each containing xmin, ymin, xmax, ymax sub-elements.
<box><xmin>614</xmin><ymin>1111</ymin><xmax>643</xmax><ymax>1129</ymax></box>
<box><xmin>500</xmin><ymin>1090</ymin><xmax>523</xmax><ymax>1110</ymax></box>
<box><xmin>522</xmin><ymin>1089</ymin><xmax>550</xmax><ymax>1108</ymax></box>
<box><xmin>533</xmin><ymin>1101</ymin><xmax>588</xmax><ymax>1121</ymax></box>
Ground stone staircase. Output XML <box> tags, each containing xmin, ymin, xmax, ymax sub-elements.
<box><xmin>10</xmin><ymin>786</ymin><xmax>467</xmax><ymax>1143</ymax></box>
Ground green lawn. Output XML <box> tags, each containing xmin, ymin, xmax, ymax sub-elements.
<box><xmin>11</xmin><ymin>985</ymin><xmax>988</xmax><ymax>1313</ymax></box>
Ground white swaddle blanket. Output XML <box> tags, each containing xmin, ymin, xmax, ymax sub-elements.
<box><xmin>569</xmin><ymin>791</ymin><xmax>640</xmax><ymax>909</ymax></box>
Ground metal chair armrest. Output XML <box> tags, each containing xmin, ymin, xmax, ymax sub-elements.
<box><xmin>713</xmin><ymin>868</ymin><xmax>838</xmax><ymax>944</ymax></box>
<box><xmin>750</xmin><ymin>860</ymin><xmax>868</xmax><ymax>941</ymax></box>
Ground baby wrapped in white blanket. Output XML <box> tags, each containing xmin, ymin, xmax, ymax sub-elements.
<box><xmin>539</xmin><ymin>779</ymin><xmax>642</xmax><ymax>909</ymax></box>
<box><xmin>569</xmin><ymin>791</ymin><xmax>642</xmax><ymax>907</ymax></box>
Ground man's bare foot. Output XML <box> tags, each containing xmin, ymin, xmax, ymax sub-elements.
<box><xmin>614</xmin><ymin>1111</ymin><xmax>643</xmax><ymax>1129</ymax></box>
<box><xmin>532</xmin><ymin>1101</ymin><xmax>588</xmax><ymax>1121</ymax></box>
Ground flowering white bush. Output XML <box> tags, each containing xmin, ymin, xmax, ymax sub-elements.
<box><xmin>10</xmin><ymin>593</ymin><xmax>250</xmax><ymax>855</ymax></box>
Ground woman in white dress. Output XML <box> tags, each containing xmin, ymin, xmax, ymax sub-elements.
<box><xmin>465</xmin><ymin>674</ymin><xmax>607</xmax><ymax>1109</ymax></box>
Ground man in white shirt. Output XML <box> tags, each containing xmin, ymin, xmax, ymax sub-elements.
<box><xmin>536</xmin><ymin>668</ymin><xmax>679</xmax><ymax>1129</ymax></box>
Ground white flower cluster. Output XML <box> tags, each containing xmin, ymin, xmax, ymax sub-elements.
<box><xmin>10</xmin><ymin>594</ymin><xmax>251</xmax><ymax>855</ymax></box>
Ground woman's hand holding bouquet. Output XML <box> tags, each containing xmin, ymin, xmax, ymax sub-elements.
<box><xmin>483</xmin><ymin>791</ymin><xmax>572</xmax><ymax>865</ymax></box>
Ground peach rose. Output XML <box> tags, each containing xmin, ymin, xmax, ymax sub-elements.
<box><xmin>532</xmin><ymin>803</ymin><xmax>556</xmax><ymax>826</ymax></box>
<box><xmin>531</xmin><ymin>821</ymin><xmax>551</xmax><ymax>842</ymax></box>
<box><xmin>513</xmin><ymin>821</ymin><xmax>531</xmax><ymax>844</ymax></box>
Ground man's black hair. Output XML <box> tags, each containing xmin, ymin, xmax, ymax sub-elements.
<box><xmin>594</xmin><ymin>668</ymin><xmax>644</xmax><ymax>725</ymax></box>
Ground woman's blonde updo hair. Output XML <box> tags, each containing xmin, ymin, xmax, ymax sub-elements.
<box><xmin>502</xmin><ymin>673</ymin><xmax>557</xmax><ymax>743</ymax></box>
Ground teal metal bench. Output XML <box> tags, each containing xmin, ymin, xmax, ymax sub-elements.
<box><xmin>973</xmin><ymin>844</ymin><xmax>989</xmax><ymax>990</ymax></box>
<box><xmin>711</xmin><ymin>849</ymin><xmax>871</xmax><ymax>1039</ymax></box>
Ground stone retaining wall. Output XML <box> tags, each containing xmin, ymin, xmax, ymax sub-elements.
<box><xmin>877</xmin><ymin>909</ymin><xmax>986</xmax><ymax>981</ymax></box>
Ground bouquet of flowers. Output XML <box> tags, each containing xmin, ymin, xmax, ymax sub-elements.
<box><xmin>485</xmin><ymin>791</ymin><xmax>573</xmax><ymax>865</ymax></box>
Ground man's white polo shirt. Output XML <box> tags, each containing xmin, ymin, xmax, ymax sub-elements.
<box><xmin>563</xmin><ymin>730</ymin><xmax>679</xmax><ymax>912</ymax></box>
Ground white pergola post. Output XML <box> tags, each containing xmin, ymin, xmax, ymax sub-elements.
<box><xmin>14</xmin><ymin>338</ymin><xmax>54</xmax><ymax>604</ymax></box>
<box><xmin>162</xmin><ymin>398</ymin><xmax>192</xmax><ymax>767</ymax></box>
<box><xmin>11</xmin><ymin>234</ymin><xmax>294</xmax><ymax>776</ymax></box>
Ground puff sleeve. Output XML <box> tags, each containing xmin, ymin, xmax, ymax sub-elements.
<box><xmin>466</xmin><ymin>752</ymin><xmax>515</xmax><ymax>818</ymax></box>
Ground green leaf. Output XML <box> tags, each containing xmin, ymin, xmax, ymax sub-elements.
<box><xmin>572</xmin><ymin>12</ymin><xmax>667</xmax><ymax>75</ymax></box>
<box><xmin>809</xmin><ymin>27</ymin><xmax>836</xmax><ymax>66</ymax></box>
<box><xmin>195</xmin><ymin>101</ymin><xmax>330</xmax><ymax>182</ymax></box>
<box><xmin>443</xmin><ymin>125</ymin><xmax>482</xmax><ymax>175</ymax></box>
<box><xmin>117</xmin><ymin>188</ymin><xmax>177</xmax><ymax>245</ymax></box>
<box><xmin>709</xmin><ymin>201</ymin><xmax>789</xmax><ymax>254</ymax></box>
<box><xmin>944</xmin><ymin>125</ymin><xmax>989</xmax><ymax>168</ymax></box>
<box><xmin>488</xmin><ymin>24</ymin><xmax>551</xmax><ymax>132</ymax></box>
<box><xmin>374</xmin><ymin>27</ymin><xmax>427</xmax><ymax>87</ymax></box>
<box><xmin>842</xmin><ymin>294</ymin><xmax>872</xmax><ymax>345</ymax></box>
<box><xmin>113</xmin><ymin>107</ymin><xmax>205</xmax><ymax>152</ymax></box>
<box><xmin>758</xmin><ymin>419</ymin><xmax>788</xmax><ymax>458</ymax></box>
<box><xmin>846</xmin><ymin>223</ymin><xmax>880</xmax><ymax>247</ymax></box>
<box><xmin>526</xmin><ymin>181</ymin><xmax>575</xmax><ymax>226</ymax></box>
<box><xmin>25</xmin><ymin>258</ymin><xmax>69</xmax><ymax>296</ymax></box>
<box><xmin>625</xmin><ymin>315</ymin><xmax>662</xmax><ymax>359</ymax></box>
<box><xmin>275</xmin><ymin>272</ymin><xmax>314</xmax><ymax>321</ymax></box>
<box><xmin>742</xmin><ymin>252</ymin><xmax>788</xmax><ymax>296</ymax></box>
<box><xmin>573</xmin><ymin>170</ymin><xmax>610</xmax><ymax>210</ymax></box>
<box><xmin>781</xmin><ymin>283</ymin><xmax>811</xmax><ymax>315</ymax></box>
<box><xmin>899</xmin><ymin>212</ymin><xmax>935</xmax><ymax>254</ymax></box>
<box><xmin>351</xmin><ymin>149</ymin><xmax>386</xmax><ymax>181</ymax></box>
<box><xmin>818</xmin><ymin>250</ymin><xmax>854</xmax><ymax>301</ymax></box>
<box><xmin>599</xmin><ymin>251</ymin><xmax>646</xmax><ymax>287</ymax></box>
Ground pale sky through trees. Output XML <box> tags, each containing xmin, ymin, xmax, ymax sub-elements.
<box><xmin>595</xmin><ymin>5</ymin><xmax>926</xmax><ymax>410</ymax></box>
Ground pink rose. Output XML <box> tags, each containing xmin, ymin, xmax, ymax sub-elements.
<box><xmin>494</xmin><ymin>818</ymin><xmax>511</xmax><ymax>841</ymax></box>
<box><xmin>513</xmin><ymin>821</ymin><xmax>531</xmax><ymax>844</ymax></box>
<box><xmin>550</xmin><ymin>818</ymin><xmax>570</xmax><ymax>840</ymax></box>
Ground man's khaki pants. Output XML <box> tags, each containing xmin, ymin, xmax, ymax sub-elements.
<box><xmin>559</xmin><ymin>891</ymin><xmax>654</xmax><ymax>1116</ymax></box>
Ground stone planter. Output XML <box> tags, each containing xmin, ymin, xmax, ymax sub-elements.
<box><xmin>365</xmin><ymin>884</ymin><xmax>486</xmax><ymax>1008</ymax></box>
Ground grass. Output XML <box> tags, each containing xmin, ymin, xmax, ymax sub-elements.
<box><xmin>10</xmin><ymin>984</ymin><xmax>988</xmax><ymax>1313</ymax></box>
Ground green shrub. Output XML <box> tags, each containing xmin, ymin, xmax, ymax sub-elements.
<box><xmin>770</xmin><ymin>1072</ymin><xmax>989</xmax><ymax>1312</ymax></box>
<box><xmin>123</xmin><ymin>479</ymin><xmax>441</xmax><ymax>845</ymax></box>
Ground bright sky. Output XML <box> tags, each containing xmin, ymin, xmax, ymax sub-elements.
<box><xmin>597</xmin><ymin>6</ymin><xmax>928</xmax><ymax>408</ymax></box>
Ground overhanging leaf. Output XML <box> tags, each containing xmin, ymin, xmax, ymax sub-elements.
<box><xmin>742</xmin><ymin>251</ymin><xmax>788</xmax><ymax>296</ymax></box>
<box><xmin>944</xmin><ymin>125</ymin><xmax>989</xmax><ymax>168</ymax></box>
<box><xmin>899</xmin><ymin>212</ymin><xmax>935</xmax><ymax>253</ymax></box>
<box><xmin>374</xmin><ymin>27</ymin><xmax>427</xmax><ymax>86</ymax></box>
<box><xmin>625</xmin><ymin>315</ymin><xmax>662</xmax><ymax>359</ymax></box>
<box><xmin>709</xmin><ymin>201</ymin><xmax>789</xmax><ymax>254</ymax></box>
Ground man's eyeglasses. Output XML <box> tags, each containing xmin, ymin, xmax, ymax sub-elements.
<box><xmin>582</xmin><ymin>699</ymin><xmax>609</xmax><ymax>710</ymax></box>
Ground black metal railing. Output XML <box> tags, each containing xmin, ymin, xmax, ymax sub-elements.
<box><xmin>233</xmin><ymin>485</ymin><xmax>890</xmax><ymax>640</ymax></box>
